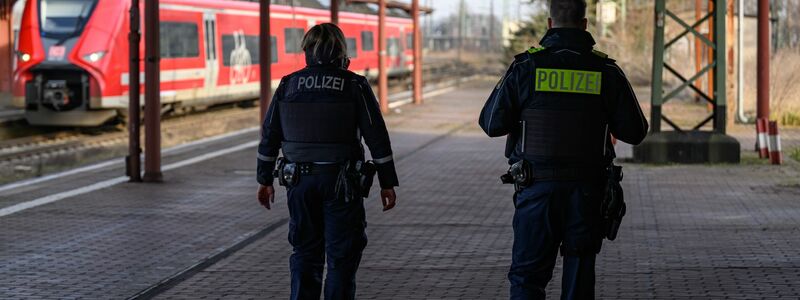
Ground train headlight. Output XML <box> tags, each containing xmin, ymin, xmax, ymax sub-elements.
<box><xmin>19</xmin><ymin>52</ymin><xmax>31</xmax><ymax>62</ymax></box>
<box><xmin>84</xmin><ymin>51</ymin><xmax>106</xmax><ymax>63</ymax></box>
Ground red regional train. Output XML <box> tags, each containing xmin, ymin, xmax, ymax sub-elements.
<box><xmin>12</xmin><ymin>0</ymin><xmax>415</xmax><ymax>126</ymax></box>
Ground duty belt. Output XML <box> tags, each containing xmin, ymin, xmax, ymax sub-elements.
<box><xmin>531</xmin><ymin>167</ymin><xmax>603</xmax><ymax>181</ymax></box>
<box><xmin>297</xmin><ymin>163</ymin><xmax>343</xmax><ymax>175</ymax></box>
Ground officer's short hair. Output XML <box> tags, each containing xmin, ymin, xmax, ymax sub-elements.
<box><xmin>550</xmin><ymin>0</ymin><xmax>587</xmax><ymax>27</ymax></box>
<box><xmin>302</xmin><ymin>23</ymin><xmax>348</xmax><ymax>61</ymax></box>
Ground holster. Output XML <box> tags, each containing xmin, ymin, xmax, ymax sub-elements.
<box><xmin>273</xmin><ymin>158</ymin><xmax>298</xmax><ymax>187</ymax></box>
<box><xmin>501</xmin><ymin>160</ymin><xmax>532</xmax><ymax>192</ymax></box>
<box><xmin>342</xmin><ymin>160</ymin><xmax>377</xmax><ymax>199</ymax></box>
<box><xmin>601</xmin><ymin>164</ymin><xmax>626</xmax><ymax>241</ymax></box>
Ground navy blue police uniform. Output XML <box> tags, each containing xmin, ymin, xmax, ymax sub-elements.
<box><xmin>257</xmin><ymin>53</ymin><xmax>399</xmax><ymax>300</ymax></box>
<box><xmin>479</xmin><ymin>28</ymin><xmax>648</xmax><ymax>299</ymax></box>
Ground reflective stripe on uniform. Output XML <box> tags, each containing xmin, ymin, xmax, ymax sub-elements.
<box><xmin>528</xmin><ymin>47</ymin><xmax>545</xmax><ymax>54</ymax></box>
<box><xmin>257</xmin><ymin>153</ymin><xmax>277</xmax><ymax>162</ymax></box>
<box><xmin>373</xmin><ymin>155</ymin><xmax>394</xmax><ymax>164</ymax></box>
<box><xmin>534</xmin><ymin>68</ymin><xmax>602</xmax><ymax>95</ymax></box>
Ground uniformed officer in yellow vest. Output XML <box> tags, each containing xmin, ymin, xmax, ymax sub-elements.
<box><xmin>479</xmin><ymin>0</ymin><xmax>648</xmax><ymax>298</ymax></box>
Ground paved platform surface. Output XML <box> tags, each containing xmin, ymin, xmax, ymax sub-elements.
<box><xmin>1</xmin><ymin>80</ymin><xmax>800</xmax><ymax>299</ymax></box>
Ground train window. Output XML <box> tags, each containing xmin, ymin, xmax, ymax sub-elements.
<box><xmin>221</xmin><ymin>35</ymin><xmax>278</xmax><ymax>65</ymax></box>
<box><xmin>222</xmin><ymin>34</ymin><xmax>258</xmax><ymax>66</ymax></box>
<box><xmin>361</xmin><ymin>31</ymin><xmax>374</xmax><ymax>51</ymax></box>
<box><xmin>271</xmin><ymin>37</ymin><xmax>278</xmax><ymax>63</ymax></box>
<box><xmin>346</xmin><ymin>38</ymin><xmax>357</xmax><ymax>58</ymax></box>
<box><xmin>284</xmin><ymin>28</ymin><xmax>305</xmax><ymax>54</ymax></box>
<box><xmin>160</xmin><ymin>22</ymin><xmax>200</xmax><ymax>58</ymax></box>
<box><xmin>38</xmin><ymin>0</ymin><xmax>98</xmax><ymax>39</ymax></box>
<box><xmin>407</xmin><ymin>33</ymin><xmax>414</xmax><ymax>49</ymax></box>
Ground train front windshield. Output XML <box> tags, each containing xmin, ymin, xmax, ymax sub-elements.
<box><xmin>38</xmin><ymin>0</ymin><xmax>97</xmax><ymax>38</ymax></box>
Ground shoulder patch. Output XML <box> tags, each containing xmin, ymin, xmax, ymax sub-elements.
<box><xmin>592</xmin><ymin>49</ymin><xmax>609</xmax><ymax>59</ymax></box>
<box><xmin>527</xmin><ymin>47</ymin><xmax>545</xmax><ymax>54</ymax></box>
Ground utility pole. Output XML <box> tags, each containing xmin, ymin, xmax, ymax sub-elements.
<box><xmin>756</xmin><ymin>0</ymin><xmax>769</xmax><ymax>120</ymax></box>
<box><xmin>503</xmin><ymin>0</ymin><xmax>509</xmax><ymax>49</ymax></box>
<box><xmin>259</xmin><ymin>0</ymin><xmax>271</xmax><ymax>123</ymax></box>
<box><xmin>457</xmin><ymin>0</ymin><xmax>465</xmax><ymax>63</ymax></box>
<box><xmin>330</xmin><ymin>0</ymin><xmax>339</xmax><ymax>24</ymax></box>
<box><xmin>597</xmin><ymin>0</ymin><xmax>604</xmax><ymax>37</ymax></box>
<box><xmin>128</xmin><ymin>0</ymin><xmax>141</xmax><ymax>182</ymax></box>
<box><xmin>621</xmin><ymin>0</ymin><xmax>627</xmax><ymax>35</ymax></box>
<box><xmin>412</xmin><ymin>0</ymin><xmax>422</xmax><ymax>105</ymax></box>
<box><xmin>378</xmin><ymin>0</ymin><xmax>388</xmax><ymax>113</ymax></box>
<box><xmin>489</xmin><ymin>0</ymin><xmax>495</xmax><ymax>52</ymax></box>
<box><xmin>425</xmin><ymin>0</ymin><xmax>432</xmax><ymax>50</ymax></box>
<box><xmin>143</xmin><ymin>0</ymin><xmax>162</xmax><ymax>182</ymax></box>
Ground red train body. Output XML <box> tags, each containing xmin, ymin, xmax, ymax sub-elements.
<box><xmin>12</xmin><ymin>0</ymin><xmax>414</xmax><ymax>126</ymax></box>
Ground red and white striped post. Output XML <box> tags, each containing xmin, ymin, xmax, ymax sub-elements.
<box><xmin>768</xmin><ymin>121</ymin><xmax>782</xmax><ymax>165</ymax></box>
<box><xmin>756</xmin><ymin>118</ymin><xmax>769</xmax><ymax>159</ymax></box>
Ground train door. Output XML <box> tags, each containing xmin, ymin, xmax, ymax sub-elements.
<box><xmin>203</xmin><ymin>13</ymin><xmax>220</xmax><ymax>101</ymax></box>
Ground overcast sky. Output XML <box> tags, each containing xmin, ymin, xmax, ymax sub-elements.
<box><xmin>312</xmin><ymin>0</ymin><xmax>539</xmax><ymax>22</ymax></box>
<box><xmin>424</xmin><ymin>0</ymin><xmax>539</xmax><ymax>21</ymax></box>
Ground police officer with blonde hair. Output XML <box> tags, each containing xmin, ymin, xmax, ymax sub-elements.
<box><xmin>256</xmin><ymin>23</ymin><xmax>398</xmax><ymax>300</ymax></box>
<box><xmin>480</xmin><ymin>0</ymin><xmax>648</xmax><ymax>298</ymax></box>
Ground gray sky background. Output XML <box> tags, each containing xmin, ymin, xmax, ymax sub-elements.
<box><xmin>424</xmin><ymin>0</ymin><xmax>539</xmax><ymax>21</ymax></box>
<box><xmin>314</xmin><ymin>0</ymin><xmax>540</xmax><ymax>22</ymax></box>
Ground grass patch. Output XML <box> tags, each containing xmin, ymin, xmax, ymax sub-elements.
<box><xmin>780</xmin><ymin>112</ymin><xmax>800</xmax><ymax>126</ymax></box>
<box><xmin>790</xmin><ymin>147</ymin><xmax>800</xmax><ymax>162</ymax></box>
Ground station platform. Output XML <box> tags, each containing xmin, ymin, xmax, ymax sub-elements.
<box><xmin>1</xmin><ymin>80</ymin><xmax>800</xmax><ymax>299</ymax></box>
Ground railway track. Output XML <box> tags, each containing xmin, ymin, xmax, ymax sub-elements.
<box><xmin>0</xmin><ymin>62</ymin><xmax>484</xmax><ymax>184</ymax></box>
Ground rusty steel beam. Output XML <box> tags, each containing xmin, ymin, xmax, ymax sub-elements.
<box><xmin>756</xmin><ymin>0</ymin><xmax>769</xmax><ymax>120</ymax></box>
<box><xmin>378</xmin><ymin>0</ymin><xmax>388</xmax><ymax>113</ymax></box>
<box><xmin>259</xmin><ymin>0</ymin><xmax>271</xmax><ymax>123</ymax></box>
<box><xmin>128</xmin><ymin>0</ymin><xmax>142</xmax><ymax>182</ymax></box>
<box><xmin>412</xmin><ymin>0</ymin><xmax>422</xmax><ymax>105</ymax></box>
<box><xmin>143</xmin><ymin>0</ymin><xmax>162</xmax><ymax>182</ymax></box>
<box><xmin>331</xmin><ymin>0</ymin><xmax>339</xmax><ymax>24</ymax></box>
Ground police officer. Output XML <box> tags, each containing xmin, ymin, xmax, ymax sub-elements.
<box><xmin>256</xmin><ymin>23</ymin><xmax>399</xmax><ymax>300</ymax></box>
<box><xmin>479</xmin><ymin>1</ymin><xmax>648</xmax><ymax>299</ymax></box>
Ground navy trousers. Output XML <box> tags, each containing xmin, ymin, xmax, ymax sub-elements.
<box><xmin>286</xmin><ymin>173</ymin><xmax>367</xmax><ymax>300</ymax></box>
<box><xmin>509</xmin><ymin>180</ymin><xmax>604</xmax><ymax>300</ymax></box>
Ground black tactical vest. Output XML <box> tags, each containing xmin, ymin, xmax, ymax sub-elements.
<box><xmin>521</xmin><ymin>48</ymin><xmax>610</xmax><ymax>167</ymax></box>
<box><xmin>278</xmin><ymin>66</ymin><xmax>361</xmax><ymax>163</ymax></box>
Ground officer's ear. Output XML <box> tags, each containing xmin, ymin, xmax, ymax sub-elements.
<box><xmin>581</xmin><ymin>18</ymin><xmax>588</xmax><ymax>30</ymax></box>
<box><xmin>547</xmin><ymin>18</ymin><xmax>553</xmax><ymax>29</ymax></box>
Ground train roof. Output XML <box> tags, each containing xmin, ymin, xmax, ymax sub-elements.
<box><xmin>239</xmin><ymin>0</ymin><xmax>411</xmax><ymax>18</ymax></box>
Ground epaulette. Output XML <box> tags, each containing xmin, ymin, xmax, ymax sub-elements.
<box><xmin>592</xmin><ymin>49</ymin><xmax>610</xmax><ymax>59</ymax></box>
<box><xmin>527</xmin><ymin>46</ymin><xmax>546</xmax><ymax>54</ymax></box>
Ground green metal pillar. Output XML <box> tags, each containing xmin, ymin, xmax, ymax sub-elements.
<box><xmin>712</xmin><ymin>0</ymin><xmax>727</xmax><ymax>132</ymax></box>
<box><xmin>649</xmin><ymin>0</ymin><xmax>666</xmax><ymax>133</ymax></box>
<box><xmin>633</xmin><ymin>0</ymin><xmax>740</xmax><ymax>164</ymax></box>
